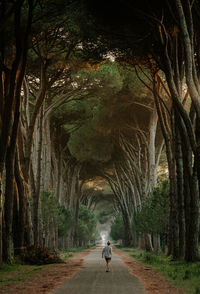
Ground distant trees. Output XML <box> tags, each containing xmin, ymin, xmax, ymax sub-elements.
<box><xmin>136</xmin><ymin>180</ymin><xmax>169</xmax><ymax>252</ymax></box>
<box><xmin>40</xmin><ymin>191</ymin><xmax>72</xmax><ymax>249</ymax></box>
<box><xmin>110</xmin><ymin>212</ymin><xmax>125</xmax><ymax>243</ymax></box>
<box><xmin>68</xmin><ymin>62</ymin><xmax>164</xmax><ymax>248</ymax></box>
<box><xmin>111</xmin><ymin>179</ymin><xmax>169</xmax><ymax>252</ymax></box>
<box><xmin>76</xmin><ymin>205</ymin><xmax>97</xmax><ymax>246</ymax></box>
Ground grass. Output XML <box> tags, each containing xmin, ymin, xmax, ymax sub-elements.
<box><xmin>0</xmin><ymin>245</ymin><xmax>92</xmax><ymax>289</ymax></box>
<box><xmin>0</xmin><ymin>263</ymin><xmax>49</xmax><ymax>285</ymax></box>
<box><xmin>58</xmin><ymin>245</ymin><xmax>93</xmax><ymax>260</ymax></box>
<box><xmin>117</xmin><ymin>247</ymin><xmax>200</xmax><ymax>294</ymax></box>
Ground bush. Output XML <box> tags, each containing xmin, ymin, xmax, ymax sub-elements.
<box><xmin>58</xmin><ymin>205</ymin><xmax>73</xmax><ymax>237</ymax></box>
<box><xmin>76</xmin><ymin>205</ymin><xmax>97</xmax><ymax>244</ymax></box>
<box><xmin>22</xmin><ymin>245</ymin><xmax>63</xmax><ymax>265</ymax></box>
<box><xmin>110</xmin><ymin>212</ymin><xmax>125</xmax><ymax>241</ymax></box>
<box><xmin>40</xmin><ymin>191</ymin><xmax>73</xmax><ymax>239</ymax></box>
<box><xmin>136</xmin><ymin>180</ymin><xmax>169</xmax><ymax>235</ymax></box>
<box><xmin>195</xmin><ymin>287</ymin><xmax>200</xmax><ymax>294</ymax></box>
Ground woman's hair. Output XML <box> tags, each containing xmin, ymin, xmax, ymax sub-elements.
<box><xmin>107</xmin><ymin>241</ymin><xmax>110</xmax><ymax>245</ymax></box>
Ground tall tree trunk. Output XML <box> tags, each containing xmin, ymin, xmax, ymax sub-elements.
<box><xmin>3</xmin><ymin>147</ymin><xmax>16</xmax><ymax>262</ymax></box>
<box><xmin>15</xmin><ymin>151</ymin><xmax>26</xmax><ymax>251</ymax></box>
<box><xmin>0</xmin><ymin>174</ymin><xmax>3</xmax><ymax>264</ymax></box>
<box><xmin>122</xmin><ymin>212</ymin><xmax>132</xmax><ymax>246</ymax></box>
<box><xmin>186</xmin><ymin>158</ymin><xmax>199</xmax><ymax>261</ymax></box>
<box><xmin>0</xmin><ymin>0</ymin><xmax>33</xmax><ymax>263</ymax></box>
<box><xmin>153</xmin><ymin>77</ymin><xmax>179</xmax><ymax>258</ymax></box>
<box><xmin>12</xmin><ymin>183</ymin><xmax>20</xmax><ymax>255</ymax></box>
<box><xmin>15</xmin><ymin>148</ymin><xmax>34</xmax><ymax>249</ymax></box>
<box><xmin>149</xmin><ymin>106</ymin><xmax>158</xmax><ymax>190</ymax></box>
<box><xmin>153</xmin><ymin>234</ymin><xmax>161</xmax><ymax>253</ymax></box>
<box><xmin>42</xmin><ymin>115</ymin><xmax>51</xmax><ymax>191</ymax></box>
<box><xmin>33</xmin><ymin>106</ymin><xmax>43</xmax><ymax>245</ymax></box>
<box><xmin>144</xmin><ymin>233</ymin><xmax>153</xmax><ymax>252</ymax></box>
<box><xmin>174</xmin><ymin>118</ymin><xmax>185</xmax><ymax>259</ymax></box>
<box><xmin>3</xmin><ymin>52</ymin><xmax>23</xmax><ymax>261</ymax></box>
<box><xmin>73</xmin><ymin>196</ymin><xmax>80</xmax><ymax>247</ymax></box>
<box><xmin>169</xmin><ymin>110</ymin><xmax>180</xmax><ymax>259</ymax></box>
<box><xmin>173</xmin><ymin>109</ymin><xmax>185</xmax><ymax>258</ymax></box>
<box><xmin>56</xmin><ymin>144</ymin><xmax>63</xmax><ymax>203</ymax></box>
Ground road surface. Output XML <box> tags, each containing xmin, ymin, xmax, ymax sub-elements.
<box><xmin>51</xmin><ymin>246</ymin><xmax>146</xmax><ymax>294</ymax></box>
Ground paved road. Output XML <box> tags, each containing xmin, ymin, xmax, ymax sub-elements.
<box><xmin>52</xmin><ymin>246</ymin><xmax>146</xmax><ymax>294</ymax></box>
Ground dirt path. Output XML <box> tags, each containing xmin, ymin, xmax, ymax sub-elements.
<box><xmin>114</xmin><ymin>248</ymin><xmax>186</xmax><ymax>294</ymax></box>
<box><xmin>51</xmin><ymin>246</ymin><xmax>146</xmax><ymax>294</ymax></box>
<box><xmin>0</xmin><ymin>249</ymin><xmax>92</xmax><ymax>294</ymax></box>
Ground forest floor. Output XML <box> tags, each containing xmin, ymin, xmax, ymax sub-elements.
<box><xmin>0</xmin><ymin>246</ymin><xmax>187</xmax><ymax>294</ymax></box>
<box><xmin>0</xmin><ymin>248</ymin><xmax>92</xmax><ymax>294</ymax></box>
<box><xmin>114</xmin><ymin>247</ymin><xmax>186</xmax><ymax>294</ymax></box>
<box><xmin>116</xmin><ymin>247</ymin><xmax>200</xmax><ymax>294</ymax></box>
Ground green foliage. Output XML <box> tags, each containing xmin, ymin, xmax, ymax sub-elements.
<box><xmin>76</xmin><ymin>205</ymin><xmax>97</xmax><ymax>244</ymax></box>
<box><xmin>59</xmin><ymin>246</ymin><xmax>92</xmax><ymax>260</ymax></box>
<box><xmin>110</xmin><ymin>212</ymin><xmax>125</xmax><ymax>241</ymax></box>
<box><xmin>67</xmin><ymin>61</ymin><xmax>138</xmax><ymax>163</ymax></box>
<box><xmin>40</xmin><ymin>191</ymin><xmax>59</xmax><ymax>222</ymax></box>
<box><xmin>68</xmin><ymin>119</ymin><xmax>113</xmax><ymax>162</ymax></box>
<box><xmin>96</xmin><ymin>210</ymin><xmax>110</xmax><ymax>224</ymax></box>
<box><xmin>90</xmin><ymin>62</ymin><xmax>123</xmax><ymax>92</ymax></box>
<box><xmin>40</xmin><ymin>191</ymin><xmax>72</xmax><ymax>237</ymax></box>
<box><xmin>58</xmin><ymin>205</ymin><xmax>73</xmax><ymax>237</ymax></box>
<box><xmin>0</xmin><ymin>264</ymin><xmax>48</xmax><ymax>286</ymax></box>
<box><xmin>67</xmin><ymin>61</ymin><xmax>154</xmax><ymax>164</ymax></box>
<box><xmin>136</xmin><ymin>180</ymin><xmax>169</xmax><ymax>234</ymax></box>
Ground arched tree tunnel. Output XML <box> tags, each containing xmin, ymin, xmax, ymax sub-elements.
<box><xmin>0</xmin><ymin>0</ymin><xmax>199</xmax><ymax>266</ymax></box>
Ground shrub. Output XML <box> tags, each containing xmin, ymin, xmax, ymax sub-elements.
<box><xmin>22</xmin><ymin>245</ymin><xmax>63</xmax><ymax>265</ymax></box>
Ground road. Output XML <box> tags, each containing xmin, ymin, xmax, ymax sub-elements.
<box><xmin>51</xmin><ymin>246</ymin><xmax>146</xmax><ymax>294</ymax></box>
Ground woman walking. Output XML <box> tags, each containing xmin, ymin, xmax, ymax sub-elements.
<box><xmin>102</xmin><ymin>241</ymin><xmax>112</xmax><ymax>272</ymax></box>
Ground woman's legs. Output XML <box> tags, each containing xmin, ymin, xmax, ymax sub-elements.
<box><xmin>105</xmin><ymin>258</ymin><xmax>111</xmax><ymax>271</ymax></box>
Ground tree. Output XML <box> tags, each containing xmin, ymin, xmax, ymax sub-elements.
<box><xmin>76</xmin><ymin>205</ymin><xmax>97</xmax><ymax>246</ymax></box>
<box><xmin>40</xmin><ymin>191</ymin><xmax>73</xmax><ymax>249</ymax></box>
<box><xmin>67</xmin><ymin>61</ymin><xmax>163</xmax><ymax>247</ymax></box>
<box><xmin>0</xmin><ymin>0</ymin><xmax>34</xmax><ymax>264</ymax></box>
<box><xmin>85</xmin><ymin>0</ymin><xmax>200</xmax><ymax>262</ymax></box>
<box><xmin>1</xmin><ymin>0</ymin><xmax>99</xmax><ymax>262</ymax></box>
<box><xmin>110</xmin><ymin>212</ymin><xmax>125</xmax><ymax>243</ymax></box>
<box><xmin>136</xmin><ymin>180</ymin><xmax>169</xmax><ymax>252</ymax></box>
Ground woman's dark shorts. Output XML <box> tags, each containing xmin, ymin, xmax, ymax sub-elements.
<box><xmin>105</xmin><ymin>257</ymin><xmax>111</xmax><ymax>262</ymax></box>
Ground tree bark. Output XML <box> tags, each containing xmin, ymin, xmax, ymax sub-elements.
<box><xmin>122</xmin><ymin>212</ymin><xmax>132</xmax><ymax>246</ymax></box>
<box><xmin>153</xmin><ymin>77</ymin><xmax>179</xmax><ymax>258</ymax></box>
<box><xmin>0</xmin><ymin>174</ymin><xmax>3</xmax><ymax>264</ymax></box>
<box><xmin>149</xmin><ymin>106</ymin><xmax>158</xmax><ymax>191</ymax></box>
<box><xmin>3</xmin><ymin>146</ymin><xmax>16</xmax><ymax>262</ymax></box>
<box><xmin>12</xmin><ymin>183</ymin><xmax>20</xmax><ymax>255</ymax></box>
<box><xmin>14</xmin><ymin>149</ymin><xmax>26</xmax><ymax>251</ymax></box>
<box><xmin>32</xmin><ymin>106</ymin><xmax>43</xmax><ymax>245</ymax></box>
<box><xmin>174</xmin><ymin>115</ymin><xmax>185</xmax><ymax>258</ymax></box>
<box><xmin>3</xmin><ymin>60</ymin><xmax>22</xmax><ymax>261</ymax></box>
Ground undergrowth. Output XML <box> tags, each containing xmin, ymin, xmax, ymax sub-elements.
<box><xmin>0</xmin><ymin>263</ymin><xmax>49</xmax><ymax>287</ymax></box>
<box><xmin>58</xmin><ymin>245</ymin><xmax>92</xmax><ymax>260</ymax></box>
